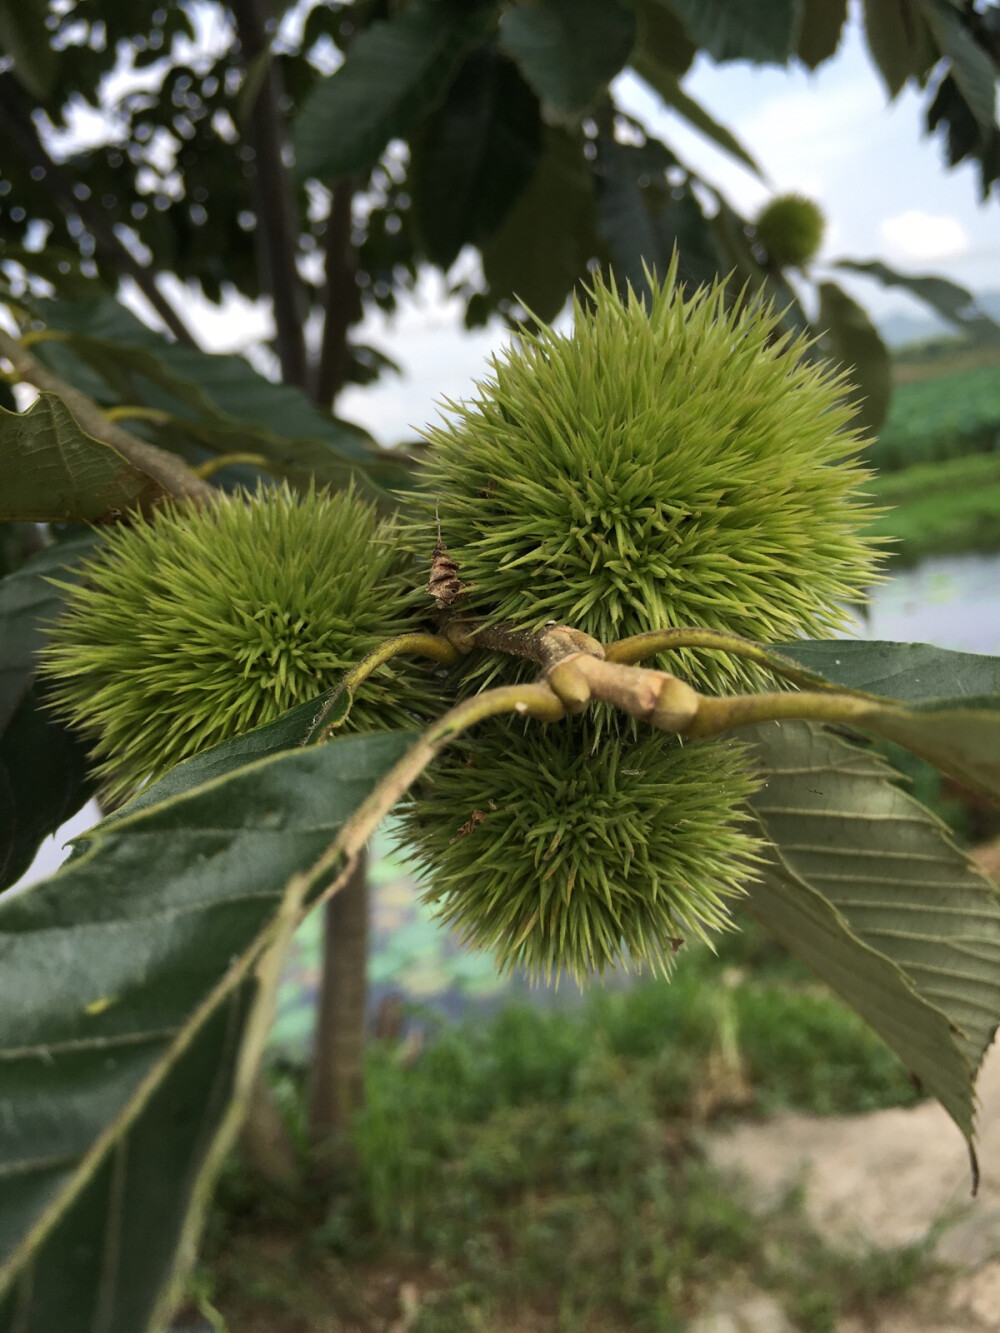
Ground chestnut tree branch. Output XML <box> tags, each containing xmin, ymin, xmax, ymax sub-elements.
<box><xmin>314</xmin><ymin>182</ymin><xmax>360</xmax><ymax>408</ymax></box>
<box><xmin>232</xmin><ymin>0</ymin><xmax>309</xmax><ymax>390</ymax></box>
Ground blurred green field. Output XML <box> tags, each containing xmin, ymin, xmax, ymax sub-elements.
<box><xmin>868</xmin><ymin>451</ymin><xmax>1000</xmax><ymax>561</ymax></box>
<box><xmin>863</xmin><ymin>350</ymin><xmax>1000</xmax><ymax>562</ymax></box>
<box><xmin>868</xmin><ymin>356</ymin><xmax>1000</xmax><ymax>475</ymax></box>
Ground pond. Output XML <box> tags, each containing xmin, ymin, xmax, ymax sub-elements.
<box><xmin>859</xmin><ymin>552</ymin><xmax>1000</xmax><ymax>656</ymax></box>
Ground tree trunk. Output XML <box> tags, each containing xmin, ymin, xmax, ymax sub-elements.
<box><xmin>239</xmin><ymin>1073</ymin><xmax>299</xmax><ymax>1191</ymax></box>
<box><xmin>308</xmin><ymin>850</ymin><xmax>369</xmax><ymax>1171</ymax></box>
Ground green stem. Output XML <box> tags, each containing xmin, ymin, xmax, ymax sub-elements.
<box><xmin>605</xmin><ymin>627</ymin><xmax>848</xmax><ymax>693</ymax></box>
<box><xmin>307</xmin><ymin>632</ymin><xmax>462</xmax><ymax>742</ymax></box>
<box><xmin>683</xmin><ymin>688</ymin><xmax>890</xmax><ymax>738</ymax></box>
<box><xmin>302</xmin><ymin>682</ymin><xmax>565</xmax><ymax>898</ymax></box>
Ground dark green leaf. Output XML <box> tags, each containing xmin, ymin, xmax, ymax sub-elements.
<box><xmin>816</xmin><ymin>280</ymin><xmax>893</xmax><ymax>434</ymax></box>
<box><xmin>0</xmin><ymin>683</ymin><xmax>95</xmax><ymax>891</ymax></box>
<box><xmin>919</xmin><ymin>0</ymin><xmax>997</xmax><ymax>130</ymax></box>
<box><xmin>0</xmin><ymin>729</ymin><xmax>414</xmax><ymax>1329</ymax></box>
<box><xmin>796</xmin><ymin>0</ymin><xmax>848</xmax><ymax>68</ymax></box>
<box><xmin>27</xmin><ymin>297</ymin><xmax>389</xmax><ymax>492</ymax></box>
<box><xmin>713</xmin><ymin>640</ymin><xmax>1000</xmax><ymax>802</ymax></box>
<box><xmin>862</xmin><ymin>696</ymin><xmax>1000</xmax><ymax>805</ymax></box>
<box><xmin>0</xmin><ymin>535</ymin><xmax>96</xmax><ymax>733</ymax></box>
<box><xmin>499</xmin><ymin>0</ymin><xmax>636</xmax><ymax>116</ymax></box>
<box><xmin>750</xmin><ymin>720</ymin><xmax>1000</xmax><ymax>1145</ymax></box>
<box><xmin>0</xmin><ymin>393</ymin><xmax>167</xmax><ymax>523</ymax></box>
<box><xmin>101</xmin><ymin>693</ymin><xmax>340</xmax><ymax>828</ymax></box>
<box><xmin>629</xmin><ymin>0</ymin><xmax>696</xmax><ymax>76</ymax></box>
<box><xmin>666</xmin><ymin>0</ymin><xmax>802</xmax><ymax>64</ymax></box>
<box><xmin>926</xmin><ymin>71</ymin><xmax>1000</xmax><ymax>200</ymax></box>
<box><xmin>629</xmin><ymin>60</ymin><xmax>762</xmax><ymax>175</ymax></box>
<box><xmin>768</xmin><ymin>639</ymin><xmax>1000</xmax><ymax>701</ymax></box>
<box><xmin>835</xmin><ymin>259</ymin><xmax>1000</xmax><ymax>348</ymax></box>
<box><xmin>482</xmin><ymin>126</ymin><xmax>600</xmax><ymax>321</ymax></box>
<box><xmin>862</xmin><ymin>0</ymin><xmax>937</xmax><ymax>98</ymax></box>
<box><xmin>292</xmin><ymin>1</ymin><xmax>488</xmax><ymax>181</ymax></box>
<box><xmin>0</xmin><ymin>0</ymin><xmax>57</xmax><ymax>98</ymax></box>
<box><xmin>596</xmin><ymin>135</ymin><xmax>723</xmax><ymax>296</ymax></box>
<box><xmin>0</xmin><ymin>536</ymin><xmax>97</xmax><ymax>892</ymax></box>
<box><xmin>411</xmin><ymin>48</ymin><xmax>541</xmax><ymax>269</ymax></box>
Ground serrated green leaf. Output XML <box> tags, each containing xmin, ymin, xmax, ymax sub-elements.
<box><xmin>817</xmin><ymin>280</ymin><xmax>892</xmax><ymax>434</ymax></box>
<box><xmin>100</xmin><ymin>689</ymin><xmax>346</xmax><ymax>829</ymax></box>
<box><xmin>499</xmin><ymin>0</ymin><xmax>636</xmax><ymax>116</ymax></box>
<box><xmin>749</xmin><ymin>719</ymin><xmax>1000</xmax><ymax>1145</ymax></box>
<box><xmin>629</xmin><ymin>59</ymin><xmax>762</xmax><ymax>176</ymax></box>
<box><xmin>796</xmin><ymin>0</ymin><xmax>848</xmax><ymax>68</ymax></box>
<box><xmin>862</xmin><ymin>0</ymin><xmax>937</xmax><ymax>98</ymax></box>
<box><xmin>482</xmin><ymin>125</ymin><xmax>600</xmax><ymax>321</ymax></box>
<box><xmin>865</xmin><ymin>696</ymin><xmax>1000</xmax><ymax>805</ymax></box>
<box><xmin>411</xmin><ymin>47</ymin><xmax>541</xmax><ymax>269</ymax></box>
<box><xmin>0</xmin><ymin>535</ymin><xmax>96</xmax><ymax>732</ymax></box>
<box><xmin>0</xmin><ymin>729</ymin><xmax>414</xmax><ymax>1330</ymax></box>
<box><xmin>666</xmin><ymin>0</ymin><xmax>802</xmax><ymax>64</ymax></box>
<box><xmin>26</xmin><ymin>297</ymin><xmax>391</xmax><ymax>492</ymax></box>
<box><xmin>835</xmin><ymin>258</ymin><xmax>1000</xmax><ymax>349</ymax></box>
<box><xmin>0</xmin><ymin>536</ymin><xmax>99</xmax><ymax>890</ymax></box>
<box><xmin>0</xmin><ymin>393</ymin><xmax>167</xmax><ymax>523</ymax></box>
<box><xmin>292</xmin><ymin>0</ymin><xmax>488</xmax><ymax>181</ymax></box>
<box><xmin>768</xmin><ymin>639</ymin><xmax>1000</xmax><ymax>701</ymax></box>
<box><xmin>918</xmin><ymin>0</ymin><xmax>997</xmax><ymax>130</ymax></box>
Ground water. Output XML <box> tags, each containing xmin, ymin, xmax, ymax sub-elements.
<box><xmin>860</xmin><ymin>552</ymin><xmax>1000</xmax><ymax>656</ymax></box>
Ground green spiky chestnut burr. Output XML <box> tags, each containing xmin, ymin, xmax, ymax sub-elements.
<box><xmin>755</xmin><ymin>193</ymin><xmax>826</xmax><ymax>268</ymax></box>
<box><xmin>40</xmin><ymin>483</ymin><xmax>427</xmax><ymax>802</ymax></box>
<box><xmin>398</xmin><ymin>263</ymin><xmax>884</xmax><ymax>979</ymax></box>
<box><xmin>407</xmin><ymin>261</ymin><xmax>880</xmax><ymax>693</ymax></box>
<box><xmin>399</xmin><ymin>717</ymin><xmax>760</xmax><ymax>981</ymax></box>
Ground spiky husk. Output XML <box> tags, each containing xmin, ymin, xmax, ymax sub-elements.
<box><xmin>755</xmin><ymin>194</ymin><xmax>826</xmax><ymax>268</ymax></box>
<box><xmin>40</xmin><ymin>483</ymin><xmax>430</xmax><ymax>802</ymax></box>
<box><xmin>405</xmin><ymin>263</ymin><xmax>881</xmax><ymax>693</ymax></box>
<box><xmin>399</xmin><ymin>716</ymin><xmax>761</xmax><ymax>982</ymax></box>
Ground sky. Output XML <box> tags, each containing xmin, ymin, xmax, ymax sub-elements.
<box><xmin>9</xmin><ymin>2</ymin><xmax>1000</xmax><ymax>893</ymax></box>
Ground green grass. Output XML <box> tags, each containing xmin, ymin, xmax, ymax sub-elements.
<box><xmin>868</xmin><ymin>452</ymin><xmax>1000</xmax><ymax>561</ymax></box>
<box><xmin>202</xmin><ymin>927</ymin><xmax>927</xmax><ymax>1331</ymax></box>
<box><xmin>870</xmin><ymin>361</ymin><xmax>1000</xmax><ymax>473</ymax></box>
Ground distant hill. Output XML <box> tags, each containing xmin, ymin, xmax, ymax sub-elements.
<box><xmin>876</xmin><ymin>290</ymin><xmax>1000</xmax><ymax>348</ymax></box>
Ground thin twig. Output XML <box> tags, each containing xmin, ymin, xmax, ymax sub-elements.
<box><xmin>307</xmin><ymin>632</ymin><xmax>461</xmax><ymax>742</ymax></box>
<box><xmin>603</xmin><ymin>627</ymin><xmax>856</xmax><ymax>691</ymax></box>
<box><xmin>0</xmin><ymin>327</ymin><xmax>214</xmax><ymax>503</ymax></box>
